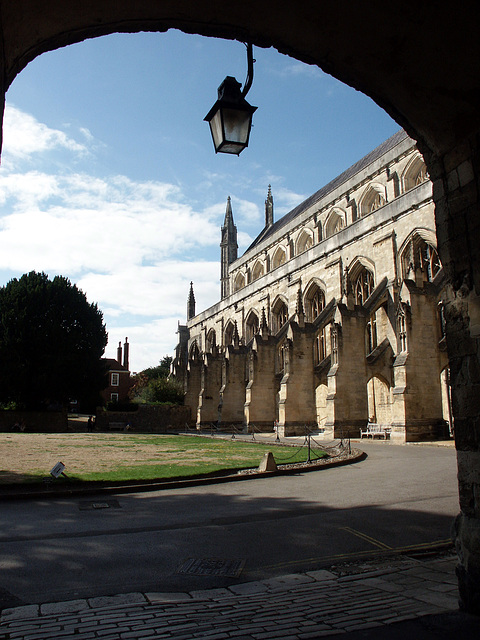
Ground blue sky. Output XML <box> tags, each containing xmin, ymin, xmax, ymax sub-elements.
<box><xmin>0</xmin><ymin>30</ymin><xmax>399</xmax><ymax>372</ymax></box>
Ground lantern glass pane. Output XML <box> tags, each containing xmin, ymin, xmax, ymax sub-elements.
<box><xmin>222</xmin><ymin>108</ymin><xmax>250</xmax><ymax>144</ymax></box>
<box><xmin>209</xmin><ymin>109</ymin><xmax>225</xmax><ymax>150</ymax></box>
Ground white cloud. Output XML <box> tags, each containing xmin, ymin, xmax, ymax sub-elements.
<box><xmin>274</xmin><ymin>186</ymin><xmax>307</xmax><ymax>215</ymax></box>
<box><xmin>105</xmin><ymin>317</ymin><xmax>187</xmax><ymax>373</ymax></box>
<box><xmin>77</xmin><ymin>261</ymin><xmax>219</xmax><ymax>318</ymax></box>
<box><xmin>277</xmin><ymin>62</ymin><xmax>324</xmax><ymax>79</ymax></box>
<box><xmin>0</xmin><ymin>106</ymin><xmax>224</xmax><ymax>371</ymax></box>
<box><xmin>0</xmin><ymin>170</ymin><xmax>221</xmax><ymax>275</ymax></box>
<box><xmin>2</xmin><ymin>105</ymin><xmax>87</xmax><ymax>161</ymax></box>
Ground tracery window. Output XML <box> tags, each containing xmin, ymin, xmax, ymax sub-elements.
<box><xmin>233</xmin><ymin>272</ymin><xmax>246</xmax><ymax>292</ymax></box>
<box><xmin>224</xmin><ymin>322</ymin><xmax>234</xmax><ymax>347</ymax></box>
<box><xmin>306</xmin><ymin>285</ymin><xmax>325</xmax><ymax>322</ymax></box>
<box><xmin>251</xmin><ymin>261</ymin><xmax>265</xmax><ymax>282</ymax></box>
<box><xmin>206</xmin><ymin>329</ymin><xmax>216</xmax><ymax>353</ymax></box>
<box><xmin>360</xmin><ymin>186</ymin><xmax>386</xmax><ymax>216</ymax></box>
<box><xmin>296</xmin><ymin>230</ymin><xmax>314</xmax><ymax>254</ymax></box>
<box><xmin>271</xmin><ymin>246</ymin><xmax>287</xmax><ymax>269</ymax></box>
<box><xmin>397</xmin><ymin>307</ymin><xmax>408</xmax><ymax>353</ymax></box>
<box><xmin>189</xmin><ymin>340</ymin><xmax>200</xmax><ymax>360</ymax></box>
<box><xmin>276</xmin><ymin>340</ymin><xmax>289</xmax><ymax>374</ymax></box>
<box><xmin>324</xmin><ymin>211</ymin><xmax>345</xmax><ymax>239</ymax></box>
<box><xmin>245</xmin><ymin>312</ymin><xmax>260</xmax><ymax>343</ymax></box>
<box><xmin>313</xmin><ymin>328</ymin><xmax>327</xmax><ymax>365</ymax></box>
<box><xmin>401</xmin><ymin>235</ymin><xmax>441</xmax><ymax>283</ymax></box>
<box><xmin>353</xmin><ymin>268</ymin><xmax>374</xmax><ymax>305</ymax></box>
<box><xmin>331</xmin><ymin>325</ymin><xmax>339</xmax><ymax>365</ymax></box>
<box><xmin>423</xmin><ymin>243</ymin><xmax>441</xmax><ymax>282</ymax></box>
<box><xmin>439</xmin><ymin>301</ymin><xmax>447</xmax><ymax>340</ymax></box>
<box><xmin>366</xmin><ymin>313</ymin><xmax>377</xmax><ymax>354</ymax></box>
<box><xmin>272</xmin><ymin>300</ymin><xmax>288</xmax><ymax>334</ymax></box>
<box><xmin>403</xmin><ymin>156</ymin><xmax>429</xmax><ymax>192</ymax></box>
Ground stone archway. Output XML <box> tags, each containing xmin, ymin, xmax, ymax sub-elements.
<box><xmin>1</xmin><ymin>1</ymin><xmax>480</xmax><ymax>613</ymax></box>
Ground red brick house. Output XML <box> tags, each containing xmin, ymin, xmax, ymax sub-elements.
<box><xmin>101</xmin><ymin>338</ymin><xmax>133</xmax><ymax>405</ymax></box>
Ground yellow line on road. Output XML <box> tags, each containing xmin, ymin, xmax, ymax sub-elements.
<box><xmin>257</xmin><ymin>539</ymin><xmax>453</xmax><ymax>574</ymax></box>
<box><xmin>341</xmin><ymin>526</ymin><xmax>392</xmax><ymax>550</ymax></box>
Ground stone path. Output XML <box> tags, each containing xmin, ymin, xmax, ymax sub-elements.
<box><xmin>0</xmin><ymin>554</ymin><xmax>462</xmax><ymax>639</ymax></box>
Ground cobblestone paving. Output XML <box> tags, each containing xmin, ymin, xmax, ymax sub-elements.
<box><xmin>0</xmin><ymin>555</ymin><xmax>459</xmax><ymax>639</ymax></box>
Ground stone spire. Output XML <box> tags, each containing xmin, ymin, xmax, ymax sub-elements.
<box><xmin>220</xmin><ymin>196</ymin><xmax>238</xmax><ymax>300</ymax></box>
<box><xmin>233</xmin><ymin>320</ymin><xmax>240</xmax><ymax>348</ymax></box>
<box><xmin>296</xmin><ymin>286</ymin><xmax>305</xmax><ymax>327</ymax></box>
<box><xmin>265</xmin><ymin>184</ymin><xmax>274</xmax><ymax>228</ymax></box>
<box><xmin>187</xmin><ymin>281</ymin><xmax>196</xmax><ymax>320</ymax></box>
<box><xmin>260</xmin><ymin>306</ymin><xmax>269</xmax><ymax>338</ymax></box>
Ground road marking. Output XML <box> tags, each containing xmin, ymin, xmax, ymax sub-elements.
<box><xmin>258</xmin><ymin>539</ymin><xmax>453</xmax><ymax>574</ymax></box>
<box><xmin>341</xmin><ymin>526</ymin><xmax>392</xmax><ymax>550</ymax></box>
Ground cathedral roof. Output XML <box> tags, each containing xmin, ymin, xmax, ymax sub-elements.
<box><xmin>246</xmin><ymin>129</ymin><xmax>409</xmax><ymax>252</ymax></box>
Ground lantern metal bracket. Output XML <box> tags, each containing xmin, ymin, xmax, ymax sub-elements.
<box><xmin>241</xmin><ymin>43</ymin><xmax>255</xmax><ymax>98</ymax></box>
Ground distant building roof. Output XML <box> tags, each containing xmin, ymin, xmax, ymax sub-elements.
<box><xmin>103</xmin><ymin>358</ymin><xmax>129</xmax><ymax>372</ymax></box>
<box><xmin>246</xmin><ymin>129</ymin><xmax>409</xmax><ymax>252</ymax></box>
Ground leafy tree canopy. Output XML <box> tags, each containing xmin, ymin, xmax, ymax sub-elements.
<box><xmin>0</xmin><ymin>271</ymin><xmax>108</xmax><ymax>410</ymax></box>
<box><xmin>129</xmin><ymin>356</ymin><xmax>182</xmax><ymax>405</ymax></box>
<box><xmin>140</xmin><ymin>356</ymin><xmax>172</xmax><ymax>381</ymax></box>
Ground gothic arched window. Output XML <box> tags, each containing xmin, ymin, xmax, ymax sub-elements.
<box><xmin>251</xmin><ymin>261</ymin><xmax>265</xmax><ymax>282</ymax></box>
<box><xmin>206</xmin><ymin>329</ymin><xmax>216</xmax><ymax>353</ymax></box>
<box><xmin>189</xmin><ymin>340</ymin><xmax>199</xmax><ymax>360</ymax></box>
<box><xmin>401</xmin><ymin>234</ymin><xmax>441</xmax><ymax>283</ymax></box>
<box><xmin>276</xmin><ymin>339</ymin><xmax>289</xmax><ymax>374</ymax></box>
<box><xmin>397</xmin><ymin>306</ymin><xmax>408</xmax><ymax>353</ymax></box>
<box><xmin>331</xmin><ymin>324</ymin><xmax>339</xmax><ymax>365</ymax></box>
<box><xmin>233</xmin><ymin>272</ymin><xmax>246</xmax><ymax>292</ymax></box>
<box><xmin>353</xmin><ymin>268</ymin><xmax>374</xmax><ymax>305</ymax></box>
<box><xmin>313</xmin><ymin>328</ymin><xmax>327</xmax><ymax>365</ymax></box>
<box><xmin>245</xmin><ymin>312</ymin><xmax>260</xmax><ymax>343</ymax></box>
<box><xmin>224</xmin><ymin>322</ymin><xmax>235</xmax><ymax>347</ymax></box>
<box><xmin>296</xmin><ymin>229</ymin><xmax>314</xmax><ymax>254</ymax></box>
<box><xmin>360</xmin><ymin>185</ymin><xmax>386</xmax><ymax>216</ymax></box>
<box><xmin>272</xmin><ymin>299</ymin><xmax>288</xmax><ymax>334</ymax></box>
<box><xmin>305</xmin><ymin>285</ymin><xmax>326</xmax><ymax>322</ymax></box>
<box><xmin>423</xmin><ymin>243</ymin><xmax>441</xmax><ymax>282</ymax></box>
<box><xmin>366</xmin><ymin>313</ymin><xmax>378</xmax><ymax>354</ymax></box>
<box><xmin>272</xmin><ymin>246</ymin><xmax>287</xmax><ymax>270</ymax></box>
<box><xmin>403</xmin><ymin>155</ymin><xmax>429</xmax><ymax>192</ymax></box>
<box><xmin>324</xmin><ymin>211</ymin><xmax>345</xmax><ymax>238</ymax></box>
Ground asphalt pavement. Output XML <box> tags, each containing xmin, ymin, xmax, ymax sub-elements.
<box><xmin>2</xmin><ymin>437</ymin><xmax>477</xmax><ymax>638</ymax></box>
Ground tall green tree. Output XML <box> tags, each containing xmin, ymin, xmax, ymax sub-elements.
<box><xmin>129</xmin><ymin>356</ymin><xmax>183</xmax><ymax>404</ymax></box>
<box><xmin>0</xmin><ymin>271</ymin><xmax>108</xmax><ymax>410</ymax></box>
<box><xmin>140</xmin><ymin>356</ymin><xmax>172</xmax><ymax>381</ymax></box>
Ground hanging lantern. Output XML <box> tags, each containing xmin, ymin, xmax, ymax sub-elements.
<box><xmin>204</xmin><ymin>44</ymin><xmax>257</xmax><ymax>156</ymax></box>
<box><xmin>204</xmin><ymin>76</ymin><xmax>257</xmax><ymax>155</ymax></box>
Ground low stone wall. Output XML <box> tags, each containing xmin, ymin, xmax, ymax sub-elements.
<box><xmin>0</xmin><ymin>410</ymin><xmax>68</xmax><ymax>432</ymax></box>
<box><xmin>95</xmin><ymin>404</ymin><xmax>191</xmax><ymax>433</ymax></box>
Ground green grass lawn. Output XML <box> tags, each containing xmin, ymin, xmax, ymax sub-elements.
<box><xmin>0</xmin><ymin>432</ymin><xmax>328</xmax><ymax>484</ymax></box>
<box><xmin>73</xmin><ymin>435</ymin><xmax>328</xmax><ymax>482</ymax></box>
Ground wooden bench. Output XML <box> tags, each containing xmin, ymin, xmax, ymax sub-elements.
<box><xmin>360</xmin><ymin>423</ymin><xmax>391</xmax><ymax>439</ymax></box>
<box><xmin>108</xmin><ymin>422</ymin><xmax>126</xmax><ymax>431</ymax></box>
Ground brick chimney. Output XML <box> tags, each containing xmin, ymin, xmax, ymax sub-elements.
<box><xmin>117</xmin><ymin>341</ymin><xmax>122</xmax><ymax>365</ymax></box>
<box><xmin>123</xmin><ymin>337</ymin><xmax>129</xmax><ymax>371</ymax></box>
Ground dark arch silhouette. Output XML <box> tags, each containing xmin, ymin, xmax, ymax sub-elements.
<box><xmin>1</xmin><ymin>1</ymin><xmax>480</xmax><ymax>614</ymax></box>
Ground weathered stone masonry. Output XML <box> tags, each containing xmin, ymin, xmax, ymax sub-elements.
<box><xmin>1</xmin><ymin>0</ymin><xmax>479</xmax><ymax>615</ymax></box>
<box><xmin>174</xmin><ymin>132</ymin><xmax>450</xmax><ymax>444</ymax></box>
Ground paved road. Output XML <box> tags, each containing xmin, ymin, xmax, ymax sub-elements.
<box><xmin>0</xmin><ymin>441</ymin><xmax>459</xmax><ymax>608</ymax></box>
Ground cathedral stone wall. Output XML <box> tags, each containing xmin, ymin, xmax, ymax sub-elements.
<box><xmin>175</xmin><ymin>131</ymin><xmax>450</xmax><ymax>443</ymax></box>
